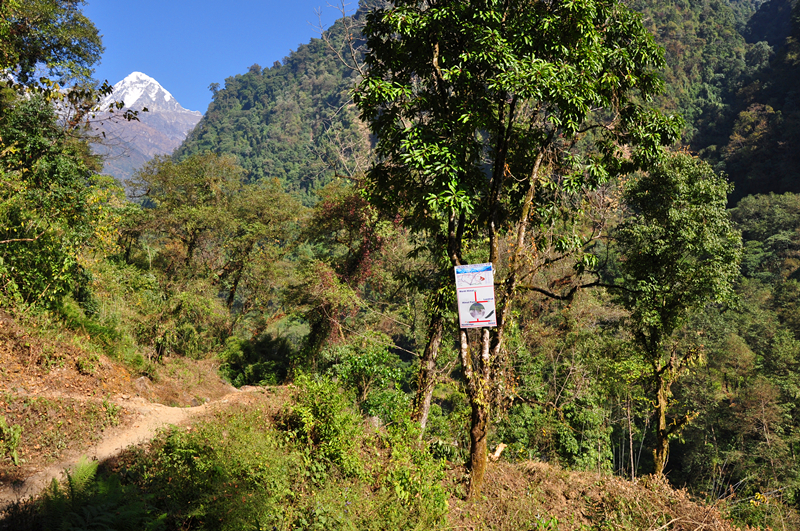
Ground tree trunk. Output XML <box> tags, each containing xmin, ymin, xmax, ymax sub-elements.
<box><xmin>627</xmin><ymin>394</ymin><xmax>635</xmax><ymax>481</ymax></box>
<box><xmin>653</xmin><ymin>372</ymin><xmax>670</xmax><ymax>476</ymax></box>
<box><xmin>226</xmin><ymin>265</ymin><xmax>243</xmax><ymax>309</ymax></box>
<box><xmin>185</xmin><ymin>229</ymin><xmax>199</xmax><ymax>265</ymax></box>
<box><xmin>461</xmin><ymin>152</ymin><xmax>545</xmax><ymax>499</ymax></box>
<box><xmin>412</xmin><ymin>312</ymin><xmax>444</xmax><ymax>430</ymax></box>
<box><xmin>467</xmin><ymin>398</ymin><xmax>489</xmax><ymax>499</ymax></box>
<box><xmin>463</xmin><ymin>328</ymin><xmax>493</xmax><ymax>499</ymax></box>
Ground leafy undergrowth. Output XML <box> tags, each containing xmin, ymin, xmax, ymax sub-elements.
<box><xmin>0</xmin><ymin>303</ymin><xmax>790</xmax><ymax>530</ymax></box>
<box><xmin>2</xmin><ymin>377</ymin><xmax>449</xmax><ymax>530</ymax></box>
<box><xmin>1</xmin><ymin>376</ymin><xmax>775</xmax><ymax>531</ymax></box>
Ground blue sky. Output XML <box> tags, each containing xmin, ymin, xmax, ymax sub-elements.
<box><xmin>84</xmin><ymin>1</ymin><xmax>346</xmax><ymax>113</ymax></box>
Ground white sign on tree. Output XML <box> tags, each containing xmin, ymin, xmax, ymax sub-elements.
<box><xmin>455</xmin><ymin>263</ymin><xmax>497</xmax><ymax>328</ymax></box>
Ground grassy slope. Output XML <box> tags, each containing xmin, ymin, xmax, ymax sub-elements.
<box><xmin>3</xmin><ymin>393</ymin><xmax>753</xmax><ymax>530</ymax></box>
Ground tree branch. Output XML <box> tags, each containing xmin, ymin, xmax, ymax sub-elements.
<box><xmin>0</xmin><ymin>230</ymin><xmax>46</xmax><ymax>245</ymax></box>
<box><xmin>515</xmin><ymin>280</ymin><xmax>634</xmax><ymax>300</ymax></box>
<box><xmin>317</xmin><ymin>2</ymin><xmax>366</xmax><ymax>77</ymax></box>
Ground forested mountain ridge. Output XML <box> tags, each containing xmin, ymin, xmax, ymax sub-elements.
<box><xmin>618</xmin><ymin>0</ymin><xmax>800</xmax><ymax>201</ymax></box>
<box><xmin>709</xmin><ymin>0</ymin><xmax>800</xmax><ymax>201</ymax></box>
<box><xmin>630</xmin><ymin>0</ymin><xmax>758</xmax><ymax>140</ymax></box>
<box><xmin>174</xmin><ymin>12</ymin><xmax>369</xmax><ymax>201</ymax></box>
<box><xmin>175</xmin><ymin>0</ymin><xmax>800</xmax><ymax>204</ymax></box>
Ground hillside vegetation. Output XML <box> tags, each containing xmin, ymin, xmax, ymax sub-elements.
<box><xmin>0</xmin><ymin>368</ymin><xmax>752</xmax><ymax>531</ymax></box>
<box><xmin>177</xmin><ymin>0</ymin><xmax>800</xmax><ymax>205</ymax></box>
<box><xmin>2</xmin><ymin>0</ymin><xmax>800</xmax><ymax>530</ymax></box>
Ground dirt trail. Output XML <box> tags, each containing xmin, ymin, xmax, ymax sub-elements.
<box><xmin>0</xmin><ymin>387</ymin><xmax>259</xmax><ymax>509</ymax></box>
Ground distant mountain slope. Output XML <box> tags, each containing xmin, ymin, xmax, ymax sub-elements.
<box><xmin>744</xmin><ymin>0</ymin><xmax>795</xmax><ymax>46</ymax></box>
<box><xmin>629</xmin><ymin>0</ymin><xmax>762</xmax><ymax>143</ymax></box>
<box><xmin>92</xmin><ymin>72</ymin><xmax>202</xmax><ymax>184</ymax></box>
<box><xmin>173</xmin><ymin>13</ymin><xmax>370</xmax><ymax>202</ymax></box>
<box><xmin>623</xmin><ymin>0</ymin><xmax>800</xmax><ymax>201</ymax></box>
<box><xmin>713</xmin><ymin>0</ymin><xmax>800</xmax><ymax>201</ymax></box>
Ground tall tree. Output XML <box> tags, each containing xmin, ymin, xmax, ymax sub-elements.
<box><xmin>131</xmin><ymin>153</ymin><xmax>246</xmax><ymax>277</ymax></box>
<box><xmin>356</xmin><ymin>0</ymin><xmax>680</xmax><ymax>497</ymax></box>
<box><xmin>0</xmin><ymin>0</ymin><xmax>128</xmax><ymax>313</ymax></box>
<box><xmin>0</xmin><ymin>95</ymin><xmax>97</xmax><ymax>308</ymax></box>
<box><xmin>0</xmin><ymin>0</ymin><xmax>102</xmax><ymax>89</ymax></box>
<box><xmin>126</xmin><ymin>153</ymin><xmax>303</xmax><ymax>348</ymax></box>
<box><xmin>614</xmin><ymin>153</ymin><xmax>741</xmax><ymax>475</ymax></box>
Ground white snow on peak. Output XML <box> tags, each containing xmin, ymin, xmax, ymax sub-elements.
<box><xmin>100</xmin><ymin>71</ymin><xmax>195</xmax><ymax>113</ymax></box>
<box><xmin>124</xmin><ymin>71</ymin><xmax>156</xmax><ymax>84</ymax></box>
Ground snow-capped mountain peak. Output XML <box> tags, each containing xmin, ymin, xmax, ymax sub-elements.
<box><xmin>92</xmin><ymin>72</ymin><xmax>204</xmax><ymax>184</ymax></box>
<box><xmin>100</xmin><ymin>71</ymin><xmax>199</xmax><ymax>115</ymax></box>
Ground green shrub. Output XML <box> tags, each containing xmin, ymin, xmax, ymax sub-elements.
<box><xmin>12</xmin><ymin>390</ymin><xmax>455</xmax><ymax>530</ymax></box>
<box><xmin>58</xmin><ymin>297</ymin><xmax>125</xmax><ymax>358</ymax></box>
<box><xmin>381</xmin><ymin>418</ymin><xmax>449</xmax><ymax>526</ymax></box>
<box><xmin>71</xmin><ymin>265</ymin><xmax>99</xmax><ymax>318</ymax></box>
<box><xmin>280</xmin><ymin>374</ymin><xmax>363</xmax><ymax>476</ymax></box>
<box><xmin>132</xmin><ymin>284</ymin><xmax>228</xmax><ymax>360</ymax></box>
<box><xmin>496</xmin><ymin>398</ymin><xmax>612</xmax><ymax>470</ymax></box>
<box><xmin>219</xmin><ymin>333</ymin><xmax>295</xmax><ymax>386</ymax></box>
<box><xmin>323</xmin><ymin>332</ymin><xmax>403</xmax><ymax>404</ymax></box>
<box><xmin>423</xmin><ymin>385</ymin><xmax>471</xmax><ymax>453</ymax></box>
<box><xmin>362</xmin><ymin>386</ymin><xmax>410</xmax><ymax>424</ymax></box>
<box><xmin>118</xmin><ymin>417</ymin><xmax>302</xmax><ymax>530</ymax></box>
<box><xmin>0</xmin><ymin>415</ymin><xmax>22</xmax><ymax>465</ymax></box>
<box><xmin>724</xmin><ymin>490</ymin><xmax>798</xmax><ymax>530</ymax></box>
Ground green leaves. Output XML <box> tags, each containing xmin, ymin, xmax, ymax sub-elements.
<box><xmin>0</xmin><ymin>95</ymin><xmax>97</xmax><ymax>309</ymax></box>
<box><xmin>0</xmin><ymin>415</ymin><xmax>22</xmax><ymax>466</ymax></box>
<box><xmin>615</xmin><ymin>152</ymin><xmax>742</xmax><ymax>344</ymax></box>
<box><xmin>283</xmin><ymin>374</ymin><xmax>364</xmax><ymax>476</ymax></box>
<box><xmin>0</xmin><ymin>0</ymin><xmax>102</xmax><ymax>90</ymax></box>
<box><xmin>358</xmin><ymin>0</ymin><xmax>679</xmax><ymax>248</ymax></box>
<box><xmin>424</xmin><ymin>177</ymin><xmax>475</xmax><ymax>216</ymax></box>
<box><xmin>121</xmin><ymin>153</ymin><xmax>303</xmax><ymax>353</ymax></box>
<box><xmin>324</xmin><ymin>331</ymin><xmax>403</xmax><ymax>404</ymax></box>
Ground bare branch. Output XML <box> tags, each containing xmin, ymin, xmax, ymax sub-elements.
<box><xmin>0</xmin><ymin>230</ymin><xmax>46</xmax><ymax>245</ymax></box>
<box><xmin>515</xmin><ymin>279</ymin><xmax>634</xmax><ymax>300</ymax></box>
<box><xmin>315</xmin><ymin>1</ymin><xmax>367</xmax><ymax>77</ymax></box>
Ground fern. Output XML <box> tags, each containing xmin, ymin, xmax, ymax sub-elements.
<box><xmin>61</xmin><ymin>503</ymin><xmax>116</xmax><ymax>530</ymax></box>
<box><xmin>67</xmin><ymin>457</ymin><xmax>99</xmax><ymax>507</ymax></box>
<box><xmin>39</xmin><ymin>457</ymin><xmax>166</xmax><ymax>531</ymax></box>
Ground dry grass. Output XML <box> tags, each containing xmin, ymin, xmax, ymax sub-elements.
<box><xmin>446</xmin><ymin>461</ymin><xmax>755</xmax><ymax>531</ymax></box>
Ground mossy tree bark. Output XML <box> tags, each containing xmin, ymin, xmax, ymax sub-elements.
<box><xmin>653</xmin><ymin>367</ymin><xmax>671</xmax><ymax>476</ymax></box>
<box><xmin>650</xmin><ymin>346</ymin><xmax>700</xmax><ymax>476</ymax></box>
